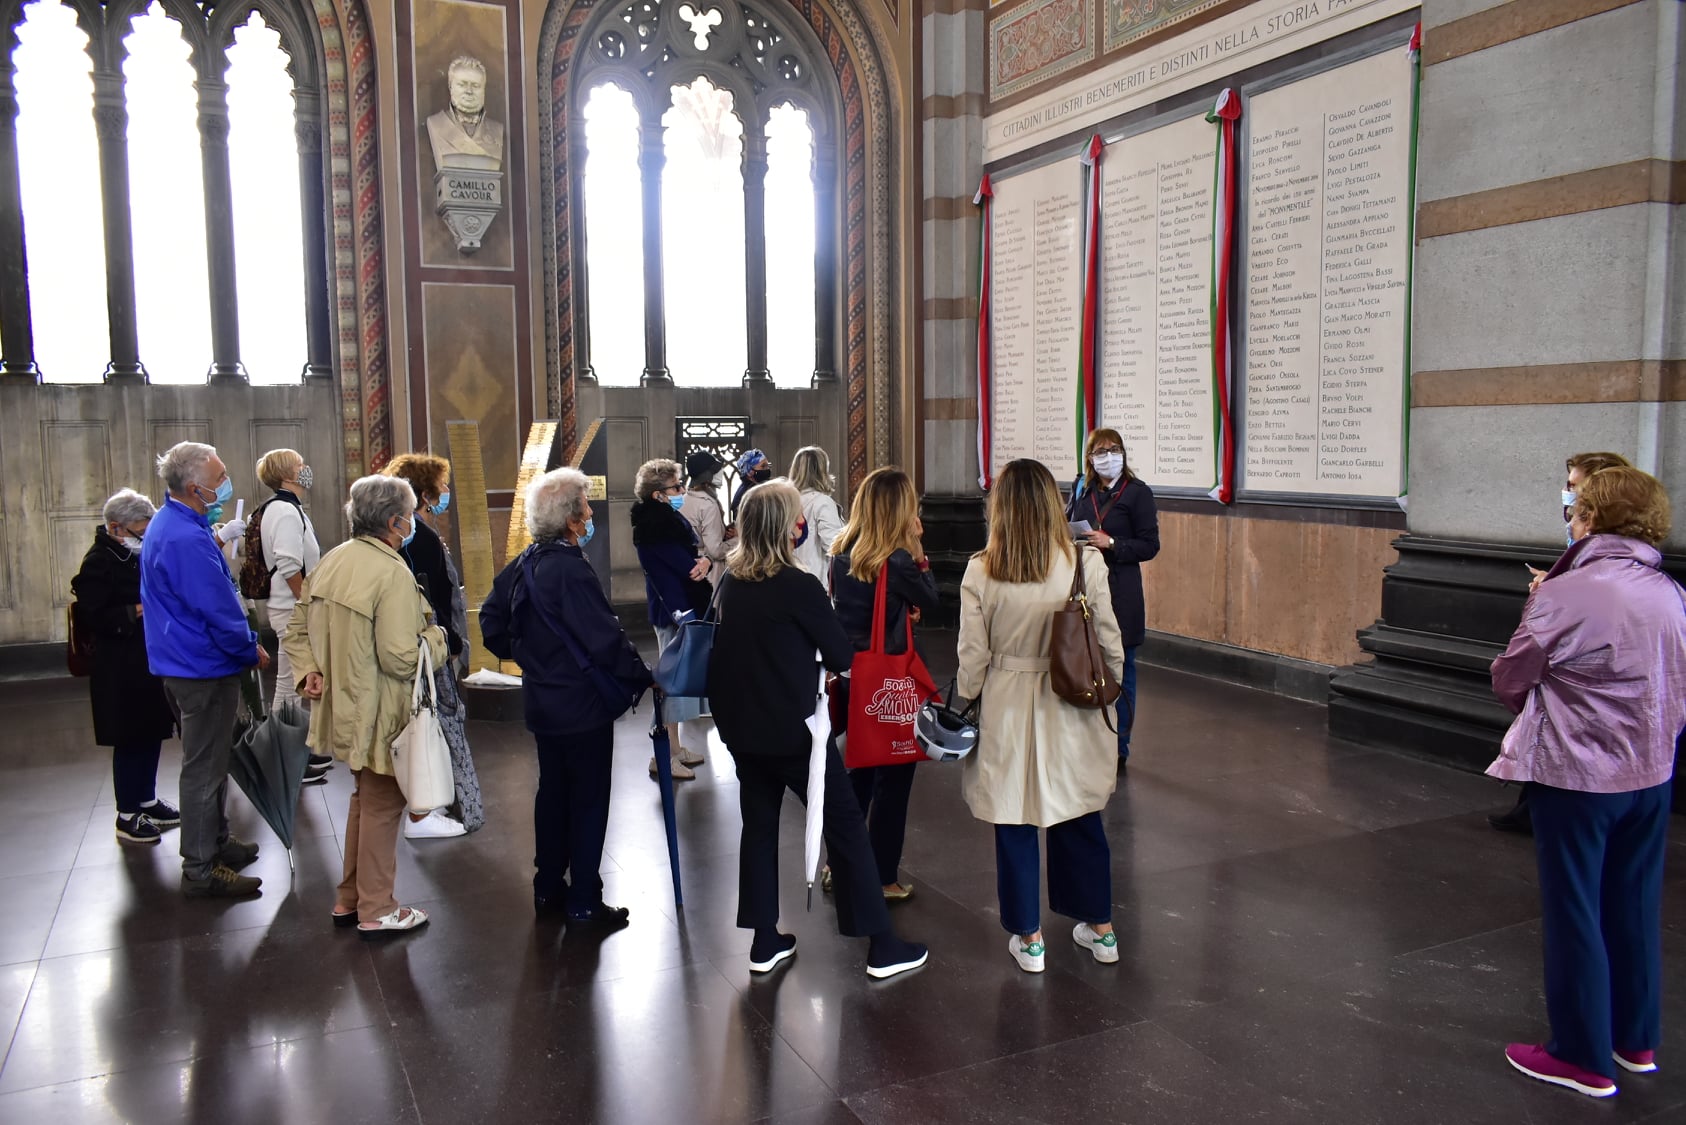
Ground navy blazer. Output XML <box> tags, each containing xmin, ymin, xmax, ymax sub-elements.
<box><xmin>481</xmin><ymin>540</ymin><xmax>653</xmax><ymax>736</ymax></box>
<box><xmin>1068</xmin><ymin>476</ymin><xmax>1160</xmax><ymax>647</ymax></box>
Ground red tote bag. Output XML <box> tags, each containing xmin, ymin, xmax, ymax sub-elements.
<box><xmin>843</xmin><ymin>567</ymin><xmax>938</xmax><ymax>768</ymax></box>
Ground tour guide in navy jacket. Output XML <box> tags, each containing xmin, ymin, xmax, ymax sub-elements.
<box><xmin>142</xmin><ymin>441</ymin><xmax>268</xmax><ymax>899</ymax></box>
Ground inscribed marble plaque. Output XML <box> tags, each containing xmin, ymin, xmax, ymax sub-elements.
<box><xmin>1243</xmin><ymin>51</ymin><xmax>1412</xmax><ymax>498</ymax></box>
<box><xmin>1096</xmin><ymin>113</ymin><xmax>1215</xmax><ymax>490</ymax></box>
<box><xmin>990</xmin><ymin>158</ymin><xmax>1084</xmax><ymax>483</ymax></box>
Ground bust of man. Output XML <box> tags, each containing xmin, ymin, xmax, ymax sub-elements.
<box><xmin>426</xmin><ymin>55</ymin><xmax>505</xmax><ymax>172</ymax></box>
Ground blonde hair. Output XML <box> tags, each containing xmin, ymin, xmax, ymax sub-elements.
<box><xmin>383</xmin><ymin>452</ymin><xmax>451</xmax><ymax>504</ymax></box>
<box><xmin>256</xmin><ymin>448</ymin><xmax>302</xmax><ymax>491</ymax></box>
<box><xmin>789</xmin><ymin>446</ymin><xmax>833</xmax><ymax>494</ymax></box>
<box><xmin>976</xmin><ymin>459</ymin><xmax>1073</xmax><ymax>584</ymax></box>
<box><xmin>1574</xmin><ymin>466</ymin><xmax>1671</xmax><ymax>545</ymax></box>
<box><xmin>830</xmin><ymin>467</ymin><xmax>921</xmax><ymax>582</ymax></box>
<box><xmin>634</xmin><ymin>458</ymin><xmax>681</xmax><ymax>503</ymax></box>
<box><xmin>1079</xmin><ymin>428</ymin><xmax>1132</xmax><ymax>496</ymax></box>
<box><xmin>1566</xmin><ymin>451</ymin><xmax>1631</xmax><ymax>477</ymax></box>
<box><xmin>727</xmin><ymin>480</ymin><xmax>801</xmax><ymax>581</ymax></box>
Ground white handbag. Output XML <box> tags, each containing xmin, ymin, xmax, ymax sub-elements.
<box><xmin>390</xmin><ymin>639</ymin><xmax>455</xmax><ymax>812</ymax></box>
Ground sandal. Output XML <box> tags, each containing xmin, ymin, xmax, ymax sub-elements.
<box><xmin>358</xmin><ymin>906</ymin><xmax>429</xmax><ymax>939</ymax></box>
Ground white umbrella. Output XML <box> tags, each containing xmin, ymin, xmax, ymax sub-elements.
<box><xmin>802</xmin><ymin>654</ymin><xmax>830</xmax><ymax>910</ymax></box>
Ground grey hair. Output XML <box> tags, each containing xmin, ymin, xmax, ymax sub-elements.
<box><xmin>345</xmin><ymin>475</ymin><xmax>415</xmax><ymax>539</ymax></box>
<box><xmin>102</xmin><ymin>488</ymin><xmax>156</xmax><ymax>527</ymax></box>
<box><xmin>156</xmin><ymin>442</ymin><xmax>218</xmax><ymax>494</ymax></box>
<box><xmin>634</xmin><ymin>458</ymin><xmax>681</xmax><ymax>503</ymax></box>
<box><xmin>448</xmin><ymin>55</ymin><xmax>487</xmax><ymax>79</ymax></box>
<box><xmin>527</xmin><ymin>467</ymin><xmax>591</xmax><ymax>542</ymax></box>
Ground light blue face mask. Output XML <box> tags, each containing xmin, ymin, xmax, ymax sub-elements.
<box><xmin>1566</xmin><ymin>522</ymin><xmax>1576</xmax><ymax>547</ymax></box>
<box><xmin>398</xmin><ymin>516</ymin><xmax>416</xmax><ymax>549</ymax></box>
<box><xmin>579</xmin><ymin>517</ymin><xmax>595</xmax><ymax>545</ymax></box>
<box><xmin>667</xmin><ymin>495</ymin><xmax>686</xmax><ymax>512</ymax></box>
<box><xmin>431</xmin><ymin>491</ymin><xmax>451</xmax><ymax>516</ymax></box>
<box><xmin>199</xmin><ymin>477</ymin><xmax>234</xmax><ymax>522</ymax></box>
<box><xmin>1560</xmin><ymin>489</ymin><xmax>1576</xmax><ymax>508</ymax></box>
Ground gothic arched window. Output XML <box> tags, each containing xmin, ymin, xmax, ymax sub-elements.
<box><xmin>573</xmin><ymin>0</ymin><xmax>838</xmax><ymax>387</ymax></box>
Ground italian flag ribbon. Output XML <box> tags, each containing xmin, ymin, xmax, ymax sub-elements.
<box><xmin>1205</xmin><ymin>89</ymin><xmax>1242</xmax><ymax>505</ymax></box>
<box><xmin>1077</xmin><ymin>135</ymin><xmax>1105</xmax><ymax>468</ymax></box>
<box><xmin>975</xmin><ymin>174</ymin><xmax>994</xmax><ymax>490</ymax></box>
<box><xmin>1399</xmin><ymin>23</ymin><xmax>1422</xmax><ymax>511</ymax></box>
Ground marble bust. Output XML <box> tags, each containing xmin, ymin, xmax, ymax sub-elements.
<box><xmin>426</xmin><ymin>55</ymin><xmax>505</xmax><ymax>172</ymax></box>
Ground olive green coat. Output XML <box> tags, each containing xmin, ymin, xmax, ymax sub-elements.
<box><xmin>284</xmin><ymin>536</ymin><xmax>447</xmax><ymax>776</ymax></box>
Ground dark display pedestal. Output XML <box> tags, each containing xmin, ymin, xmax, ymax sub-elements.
<box><xmin>919</xmin><ymin>494</ymin><xmax>988</xmax><ymax>628</ymax></box>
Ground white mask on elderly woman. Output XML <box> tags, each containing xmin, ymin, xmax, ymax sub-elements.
<box><xmin>1091</xmin><ymin>452</ymin><xmax>1124</xmax><ymax>482</ymax></box>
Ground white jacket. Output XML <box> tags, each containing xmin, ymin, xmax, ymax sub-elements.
<box><xmin>259</xmin><ymin>497</ymin><xmax>321</xmax><ymax>613</ymax></box>
<box><xmin>794</xmin><ymin>489</ymin><xmax>843</xmax><ymax>581</ymax></box>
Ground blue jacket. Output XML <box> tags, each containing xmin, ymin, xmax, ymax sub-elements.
<box><xmin>629</xmin><ymin>497</ymin><xmax>713</xmax><ymax>629</ymax></box>
<box><xmin>480</xmin><ymin>540</ymin><xmax>653</xmax><ymax>736</ymax></box>
<box><xmin>140</xmin><ymin>497</ymin><xmax>258</xmax><ymax>679</ymax></box>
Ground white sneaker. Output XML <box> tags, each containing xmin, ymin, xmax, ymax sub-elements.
<box><xmin>676</xmin><ymin>745</ymin><xmax>706</xmax><ymax>767</ymax></box>
<box><xmin>1073</xmin><ymin>922</ymin><xmax>1119</xmax><ymax>963</ymax></box>
<box><xmin>1009</xmin><ymin>934</ymin><xmax>1045</xmax><ymax>973</ymax></box>
<box><xmin>404</xmin><ymin>810</ymin><xmax>467</xmax><ymax>839</ymax></box>
<box><xmin>649</xmin><ymin>756</ymin><xmax>697</xmax><ymax>781</ymax></box>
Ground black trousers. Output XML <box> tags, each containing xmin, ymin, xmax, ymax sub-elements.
<box><xmin>836</xmin><ymin>675</ymin><xmax>918</xmax><ymax>885</ymax></box>
<box><xmin>533</xmin><ymin>724</ymin><xmax>615</xmax><ymax>914</ymax></box>
<box><xmin>732</xmin><ymin>739</ymin><xmax>890</xmax><ymax>938</ymax></box>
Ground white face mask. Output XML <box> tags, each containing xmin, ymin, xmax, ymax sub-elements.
<box><xmin>1560</xmin><ymin>489</ymin><xmax>1576</xmax><ymax>508</ymax></box>
<box><xmin>121</xmin><ymin>536</ymin><xmax>143</xmax><ymax>552</ymax></box>
<box><xmin>1091</xmin><ymin>452</ymin><xmax>1124</xmax><ymax>481</ymax></box>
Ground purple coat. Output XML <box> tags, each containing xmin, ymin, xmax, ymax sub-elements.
<box><xmin>1487</xmin><ymin>534</ymin><xmax>1686</xmax><ymax>794</ymax></box>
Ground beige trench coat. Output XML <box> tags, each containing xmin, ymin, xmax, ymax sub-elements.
<box><xmin>283</xmin><ymin>536</ymin><xmax>447</xmax><ymax>776</ymax></box>
<box><xmin>955</xmin><ymin>545</ymin><xmax>1126</xmax><ymax>827</ymax></box>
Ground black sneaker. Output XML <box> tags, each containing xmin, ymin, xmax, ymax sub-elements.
<box><xmin>749</xmin><ymin>933</ymin><xmax>797</xmax><ymax>974</ymax></box>
<box><xmin>866</xmin><ymin>935</ymin><xmax>929</xmax><ymax>980</ymax></box>
<box><xmin>181</xmin><ymin>863</ymin><xmax>262</xmax><ymax>898</ymax></box>
<box><xmin>215</xmin><ymin>836</ymin><xmax>260</xmax><ymax>870</ymax></box>
<box><xmin>566</xmin><ymin>903</ymin><xmax>631</xmax><ymax>930</ymax></box>
<box><xmin>115</xmin><ymin>813</ymin><xmax>163</xmax><ymax>845</ymax></box>
<box><xmin>307</xmin><ymin>753</ymin><xmax>333</xmax><ymax>768</ymax></box>
<box><xmin>302</xmin><ymin>763</ymin><xmax>331</xmax><ymax>786</ymax></box>
<box><xmin>138</xmin><ymin>800</ymin><xmax>181</xmax><ymax>828</ymax></box>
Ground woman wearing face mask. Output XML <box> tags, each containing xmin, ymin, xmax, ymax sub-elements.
<box><xmin>731</xmin><ymin>448</ymin><xmax>773</xmax><ymax>524</ymax></box>
<box><xmin>382</xmin><ymin>453</ymin><xmax>479</xmax><ymax>838</ymax></box>
<box><xmin>253</xmin><ymin>451</ymin><xmax>324</xmax><ymax>733</ymax></box>
<box><xmin>631</xmin><ymin>458</ymin><xmax>714</xmax><ymax>780</ymax></box>
<box><xmin>71</xmin><ymin>490</ymin><xmax>180</xmax><ymax>844</ymax></box>
<box><xmin>1067</xmin><ymin>429</ymin><xmax>1159</xmax><ymax>769</ymax></box>
<box><xmin>284</xmin><ymin>475</ymin><xmax>448</xmax><ymax>937</ymax></box>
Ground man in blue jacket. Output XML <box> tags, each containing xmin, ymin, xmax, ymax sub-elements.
<box><xmin>143</xmin><ymin>442</ymin><xmax>269</xmax><ymax>898</ymax></box>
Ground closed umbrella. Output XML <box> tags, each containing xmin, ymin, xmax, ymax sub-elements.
<box><xmin>228</xmin><ymin>673</ymin><xmax>312</xmax><ymax>872</ymax></box>
<box><xmin>802</xmin><ymin>656</ymin><xmax>830</xmax><ymax>910</ymax></box>
<box><xmin>649</xmin><ymin>694</ymin><xmax>684</xmax><ymax>908</ymax></box>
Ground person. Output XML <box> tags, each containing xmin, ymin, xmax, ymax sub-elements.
<box><xmin>142</xmin><ymin>442</ymin><xmax>268</xmax><ymax>898</ymax></box>
<box><xmin>707</xmin><ymin>479</ymin><xmax>929</xmax><ymax>980</ymax></box>
<box><xmin>1487</xmin><ymin>467</ymin><xmax>1686</xmax><ymax>1098</ymax></box>
<box><xmin>731</xmin><ymin>448</ymin><xmax>773</xmax><ymax>523</ymax></box>
<box><xmin>284</xmin><ymin>475</ymin><xmax>448</xmax><ymax>938</ymax></box>
<box><xmin>383</xmin><ymin>453</ymin><xmax>479</xmax><ymax>838</ymax></box>
<box><xmin>791</xmin><ymin>445</ymin><xmax>844</xmax><ymax>582</ymax></box>
<box><xmin>251</xmin><ymin>449</ymin><xmax>332</xmax><ymax>786</ymax></box>
<box><xmin>958</xmin><ymin>458</ymin><xmax>1125</xmax><ymax>974</ymax></box>
<box><xmin>71</xmin><ymin>490</ymin><xmax>179</xmax><ymax>844</ymax></box>
<box><xmin>630</xmin><ymin>457</ymin><xmax>713</xmax><ymax>780</ymax></box>
<box><xmin>1489</xmin><ymin>450</ymin><xmax>1634</xmax><ymax>836</ymax></box>
<box><xmin>1066</xmin><ymin>428</ymin><xmax>1158</xmax><ymax>769</ymax></box>
<box><xmin>679</xmin><ymin>450</ymin><xmax>729</xmax><ymax>587</ymax></box>
<box><xmin>827</xmin><ymin>467</ymin><xmax>939</xmax><ymax>901</ymax></box>
<box><xmin>480</xmin><ymin>467</ymin><xmax>653</xmax><ymax>926</ymax></box>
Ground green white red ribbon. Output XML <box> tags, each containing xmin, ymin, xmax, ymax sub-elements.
<box><xmin>975</xmin><ymin>174</ymin><xmax>994</xmax><ymax>490</ymax></box>
<box><xmin>1077</xmin><ymin>135</ymin><xmax>1105</xmax><ymax>467</ymax></box>
<box><xmin>1205</xmin><ymin>89</ymin><xmax>1241</xmax><ymax>504</ymax></box>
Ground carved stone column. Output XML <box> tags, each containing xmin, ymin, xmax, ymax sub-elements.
<box><xmin>638</xmin><ymin>117</ymin><xmax>671</xmax><ymax>386</ymax></box>
<box><xmin>197</xmin><ymin>72</ymin><xmax>245</xmax><ymax>383</ymax></box>
<box><xmin>293</xmin><ymin>90</ymin><xmax>332</xmax><ymax>380</ymax></box>
<box><xmin>92</xmin><ymin>69</ymin><xmax>143</xmax><ymax>382</ymax></box>
<box><xmin>741</xmin><ymin>130</ymin><xmax>771</xmax><ymax>385</ymax></box>
<box><xmin>810</xmin><ymin>143</ymin><xmax>837</xmax><ymax>385</ymax></box>
<box><xmin>0</xmin><ymin>60</ymin><xmax>38</xmax><ymax>383</ymax></box>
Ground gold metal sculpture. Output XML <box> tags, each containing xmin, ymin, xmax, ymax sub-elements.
<box><xmin>445</xmin><ymin>421</ymin><xmax>500</xmax><ymax>674</ymax></box>
<box><xmin>504</xmin><ymin>421</ymin><xmax>560</xmax><ymax>563</ymax></box>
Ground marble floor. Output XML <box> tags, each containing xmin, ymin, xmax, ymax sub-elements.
<box><xmin>3</xmin><ymin>643</ymin><xmax>1686</xmax><ymax>1124</ymax></box>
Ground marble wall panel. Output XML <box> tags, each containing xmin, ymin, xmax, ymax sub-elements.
<box><xmin>422</xmin><ymin>283</ymin><xmax>521</xmax><ymax>493</ymax></box>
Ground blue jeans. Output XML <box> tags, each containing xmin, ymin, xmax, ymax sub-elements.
<box><xmin>1530</xmin><ymin>780</ymin><xmax>1671</xmax><ymax>1079</ymax></box>
<box><xmin>1115</xmin><ymin>645</ymin><xmax>1138</xmax><ymax>760</ymax></box>
<box><xmin>994</xmin><ymin>813</ymin><xmax>1112</xmax><ymax>935</ymax></box>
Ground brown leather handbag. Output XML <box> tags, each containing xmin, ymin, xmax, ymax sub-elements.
<box><xmin>1049</xmin><ymin>547</ymin><xmax>1121</xmax><ymax>731</ymax></box>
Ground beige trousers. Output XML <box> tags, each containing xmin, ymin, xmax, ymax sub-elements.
<box><xmin>338</xmin><ymin>769</ymin><xmax>407</xmax><ymax>922</ymax></box>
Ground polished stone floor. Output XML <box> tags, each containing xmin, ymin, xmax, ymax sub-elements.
<box><xmin>4</xmin><ymin>643</ymin><xmax>1686</xmax><ymax>1124</ymax></box>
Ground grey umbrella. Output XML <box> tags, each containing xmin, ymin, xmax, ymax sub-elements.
<box><xmin>228</xmin><ymin>672</ymin><xmax>313</xmax><ymax>871</ymax></box>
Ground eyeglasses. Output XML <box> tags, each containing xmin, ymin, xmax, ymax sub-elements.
<box><xmin>663</xmin><ymin>484</ymin><xmax>684</xmax><ymax>495</ymax></box>
<box><xmin>1092</xmin><ymin>446</ymin><xmax>1123</xmax><ymax>455</ymax></box>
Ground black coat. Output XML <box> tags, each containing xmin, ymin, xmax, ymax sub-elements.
<box><xmin>70</xmin><ymin>528</ymin><xmax>177</xmax><ymax>747</ymax></box>
<box><xmin>830</xmin><ymin>548</ymin><xmax>940</xmax><ymax>658</ymax></box>
<box><xmin>708</xmin><ymin>568</ymin><xmax>854</xmax><ymax>758</ymax></box>
<box><xmin>630</xmin><ymin>497</ymin><xmax>712</xmax><ymax>629</ymax></box>
<box><xmin>1067</xmin><ymin>477</ymin><xmax>1160</xmax><ymax>647</ymax></box>
<box><xmin>480</xmin><ymin>540</ymin><xmax>653</xmax><ymax>737</ymax></box>
<box><xmin>401</xmin><ymin>519</ymin><xmax>464</xmax><ymax>657</ymax></box>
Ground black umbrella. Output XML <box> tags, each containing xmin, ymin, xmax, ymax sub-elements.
<box><xmin>229</xmin><ymin>672</ymin><xmax>313</xmax><ymax>871</ymax></box>
<box><xmin>649</xmin><ymin>694</ymin><xmax>684</xmax><ymax>908</ymax></box>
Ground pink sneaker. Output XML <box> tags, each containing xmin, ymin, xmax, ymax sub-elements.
<box><xmin>1614</xmin><ymin>1048</ymin><xmax>1657</xmax><ymax>1074</ymax></box>
<box><xmin>1505</xmin><ymin>1043</ymin><xmax>1617</xmax><ymax>1098</ymax></box>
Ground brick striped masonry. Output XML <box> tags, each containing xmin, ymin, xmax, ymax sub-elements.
<box><xmin>539</xmin><ymin>0</ymin><xmax>892</xmax><ymax>493</ymax></box>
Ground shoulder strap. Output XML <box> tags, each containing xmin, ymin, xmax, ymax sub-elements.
<box><xmin>1068</xmin><ymin>546</ymin><xmax>1088</xmax><ymax>602</ymax></box>
<box><xmin>519</xmin><ymin>549</ymin><xmax>632</xmax><ymax>710</ymax></box>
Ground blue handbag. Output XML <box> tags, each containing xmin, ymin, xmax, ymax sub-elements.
<box><xmin>654</xmin><ymin>581</ymin><xmax>722</xmax><ymax>697</ymax></box>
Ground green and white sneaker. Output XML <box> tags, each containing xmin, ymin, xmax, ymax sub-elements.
<box><xmin>1009</xmin><ymin>934</ymin><xmax>1045</xmax><ymax>973</ymax></box>
<box><xmin>1073</xmin><ymin>922</ymin><xmax>1119</xmax><ymax>963</ymax></box>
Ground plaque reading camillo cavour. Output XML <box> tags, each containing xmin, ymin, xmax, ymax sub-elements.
<box><xmin>989</xmin><ymin>158</ymin><xmax>1084</xmax><ymax>482</ymax></box>
<box><xmin>1096</xmin><ymin>113</ymin><xmax>1216</xmax><ymax>490</ymax></box>
<box><xmin>1243</xmin><ymin>51</ymin><xmax>1413</xmax><ymax>498</ymax></box>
